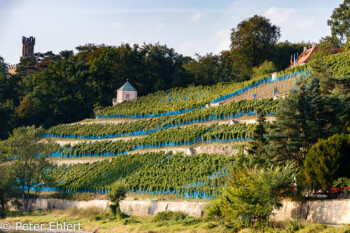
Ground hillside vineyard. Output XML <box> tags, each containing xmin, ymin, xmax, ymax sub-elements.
<box><xmin>40</xmin><ymin>52</ymin><xmax>350</xmax><ymax>199</ymax></box>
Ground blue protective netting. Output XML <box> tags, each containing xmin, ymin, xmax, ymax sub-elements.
<box><xmin>44</xmin><ymin>111</ymin><xmax>274</xmax><ymax>139</ymax></box>
<box><xmin>96</xmin><ymin>70</ymin><xmax>308</xmax><ymax>119</ymax></box>
<box><xmin>48</xmin><ymin>137</ymin><xmax>251</xmax><ymax>158</ymax></box>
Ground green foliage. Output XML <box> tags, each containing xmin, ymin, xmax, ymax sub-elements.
<box><xmin>0</xmin><ymin>42</ymin><xmax>195</xmax><ymax>132</ymax></box>
<box><xmin>0</xmin><ymin>126</ymin><xmax>59</xmax><ymax>211</ymax></box>
<box><xmin>108</xmin><ymin>182</ymin><xmax>127</xmax><ymax>218</ymax></box>
<box><xmin>267</xmin><ymin>76</ymin><xmax>349</xmax><ymax>166</ymax></box>
<box><xmin>309</xmin><ymin>36</ymin><xmax>341</xmax><ymax>61</ymax></box>
<box><xmin>333</xmin><ymin>177</ymin><xmax>350</xmax><ymax>188</ymax></box>
<box><xmin>247</xmin><ymin>112</ymin><xmax>269</xmax><ymax>166</ymax></box>
<box><xmin>230</xmin><ymin>15</ymin><xmax>280</xmax><ymax>77</ymax></box>
<box><xmin>268</xmin><ymin>88</ymin><xmax>310</xmax><ymax>165</ymax></box>
<box><xmin>56</xmin><ymin>123</ymin><xmax>254</xmax><ymax>157</ymax></box>
<box><xmin>303</xmin><ymin>134</ymin><xmax>350</xmax><ymax>191</ymax></box>
<box><xmin>47</xmin><ymin>98</ymin><xmax>279</xmax><ymax>138</ymax></box>
<box><xmin>206</xmin><ymin>164</ymin><xmax>296</xmax><ymax>229</ymax></box>
<box><xmin>0</xmin><ymin>161</ymin><xmax>16</xmax><ymax>218</ymax></box>
<box><xmin>309</xmin><ymin>51</ymin><xmax>350</xmax><ymax>78</ymax></box>
<box><xmin>47</xmin><ymin>152</ymin><xmax>235</xmax><ymax>197</ymax></box>
<box><xmin>285</xmin><ymin>218</ymin><xmax>304</xmax><ymax>233</ymax></box>
<box><xmin>47</xmin><ymin>117</ymin><xmax>165</xmax><ymax>137</ymax></box>
<box><xmin>153</xmin><ymin>211</ymin><xmax>188</xmax><ymax>222</ymax></box>
<box><xmin>252</xmin><ymin>61</ymin><xmax>277</xmax><ymax>79</ymax></box>
<box><xmin>96</xmin><ymin>78</ymin><xmax>275</xmax><ymax>117</ymax></box>
<box><xmin>328</xmin><ymin>0</ymin><xmax>350</xmax><ymax>41</ymax></box>
<box><xmin>273</xmin><ymin>41</ymin><xmax>308</xmax><ymax>70</ymax></box>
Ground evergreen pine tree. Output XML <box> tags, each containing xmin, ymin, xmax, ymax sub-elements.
<box><xmin>268</xmin><ymin>88</ymin><xmax>308</xmax><ymax>166</ymax></box>
<box><xmin>310</xmin><ymin>62</ymin><xmax>335</xmax><ymax>95</ymax></box>
<box><xmin>248</xmin><ymin>111</ymin><xmax>267</xmax><ymax>157</ymax></box>
<box><xmin>305</xmin><ymin>77</ymin><xmax>328</xmax><ymax>141</ymax></box>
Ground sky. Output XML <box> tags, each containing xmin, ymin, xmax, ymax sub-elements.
<box><xmin>0</xmin><ymin>0</ymin><xmax>343</xmax><ymax>64</ymax></box>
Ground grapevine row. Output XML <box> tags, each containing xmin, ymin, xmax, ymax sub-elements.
<box><xmin>45</xmin><ymin>98</ymin><xmax>278</xmax><ymax>139</ymax></box>
<box><xmin>96</xmin><ymin>69</ymin><xmax>306</xmax><ymax>118</ymax></box>
<box><xmin>46</xmin><ymin>152</ymin><xmax>235</xmax><ymax>199</ymax></box>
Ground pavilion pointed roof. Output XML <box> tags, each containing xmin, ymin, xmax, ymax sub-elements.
<box><xmin>118</xmin><ymin>80</ymin><xmax>137</xmax><ymax>91</ymax></box>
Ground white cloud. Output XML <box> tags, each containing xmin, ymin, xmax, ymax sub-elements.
<box><xmin>191</xmin><ymin>12</ymin><xmax>202</xmax><ymax>21</ymax></box>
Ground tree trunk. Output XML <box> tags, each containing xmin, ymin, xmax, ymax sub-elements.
<box><xmin>22</xmin><ymin>186</ymin><xmax>26</xmax><ymax>211</ymax></box>
<box><xmin>0</xmin><ymin>198</ymin><xmax>5</xmax><ymax>218</ymax></box>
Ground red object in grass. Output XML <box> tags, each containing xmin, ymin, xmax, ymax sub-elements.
<box><xmin>330</xmin><ymin>187</ymin><xmax>344</xmax><ymax>194</ymax></box>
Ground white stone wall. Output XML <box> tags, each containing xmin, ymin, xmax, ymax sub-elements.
<box><xmin>272</xmin><ymin>199</ymin><xmax>350</xmax><ymax>224</ymax></box>
<box><xmin>33</xmin><ymin>199</ymin><xmax>110</xmax><ymax>211</ymax></box>
<box><xmin>119</xmin><ymin>200</ymin><xmax>207</xmax><ymax>218</ymax></box>
<box><xmin>18</xmin><ymin>198</ymin><xmax>350</xmax><ymax>224</ymax></box>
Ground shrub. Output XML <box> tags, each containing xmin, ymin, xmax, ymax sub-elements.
<box><xmin>206</xmin><ymin>164</ymin><xmax>296</xmax><ymax>229</ymax></box>
<box><xmin>303</xmin><ymin>134</ymin><xmax>350</xmax><ymax>191</ymax></box>
<box><xmin>153</xmin><ymin>211</ymin><xmax>188</xmax><ymax>222</ymax></box>
<box><xmin>107</xmin><ymin>181</ymin><xmax>127</xmax><ymax>219</ymax></box>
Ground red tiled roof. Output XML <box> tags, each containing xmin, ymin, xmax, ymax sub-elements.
<box><xmin>288</xmin><ymin>46</ymin><xmax>342</xmax><ymax>68</ymax></box>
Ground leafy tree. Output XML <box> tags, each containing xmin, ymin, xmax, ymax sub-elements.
<box><xmin>183</xmin><ymin>53</ymin><xmax>220</xmax><ymax>85</ymax></box>
<box><xmin>230</xmin><ymin>15</ymin><xmax>280</xmax><ymax>77</ymax></box>
<box><xmin>107</xmin><ymin>181</ymin><xmax>127</xmax><ymax>219</ymax></box>
<box><xmin>206</xmin><ymin>164</ymin><xmax>296</xmax><ymax>229</ymax></box>
<box><xmin>0</xmin><ymin>126</ymin><xmax>58</xmax><ymax>211</ymax></box>
<box><xmin>252</xmin><ymin>61</ymin><xmax>277</xmax><ymax>79</ymax></box>
<box><xmin>218</xmin><ymin>50</ymin><xmax>237</xmax><ymax>82</ymax></box>
<box><xmin>0</xmin><ymin>56</ymin><xmax>21</xmax><ymax>139</ymax></box>
<box><xmin>273</xmin><ymin>41</ymin><xmax>307</xmax><ymax>70</ymax></box>
<box><xmin>328</xmin><ymin>0</ymin><xmax>350</xmax><ymax>41</ymax></box>
<box><xmin>0</xmin><ymin>101</ymin><xmax>15</xmax><ymax>139</ymax></box>
<box><xmin>59</xmin><ymin>50</ymin><xmax>74</xmax><ymax>60</ymax></box>
<box><xmin>0</xmin><ymin>151</ymin><xmax>17</xmax><ymax>218</ymax></box>
<box><xmin>303</xmin><ymin>134</ymin><xmax>350</xmax><ymax>191</ymax></box>
<box><xmin>14</xmin><ymin>97</ymin><xmax>37</xmax><ymax>126</ymax></box>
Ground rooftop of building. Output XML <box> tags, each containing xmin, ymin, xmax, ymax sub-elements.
<box><xmin>118</xmin><ymin>80</ymin><xmax>137</xmax><ymax>91</ymax></box>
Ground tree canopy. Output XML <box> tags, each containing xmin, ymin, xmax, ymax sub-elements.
<box><xmin>328</xmin><ymin>0</ymin><xmax>350</xmax><ymax>41</ymax></box>
<box><xmin>303</xmin><ymin>134</ymin><xmax>350</xmax><ymax>191</ymax></box>
<box><xmin>230</xmin><ymin>15</ymin><xmax>280</xmax><ymax>77</ymax></box>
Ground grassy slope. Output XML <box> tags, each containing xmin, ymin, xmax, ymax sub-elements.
<box><xmin>4</xmin><ymin>208</ymin><xmax>350</xmax><ymax>233</ymax></box>
<box><xmin>4</xmin><ymin>209</ymin><xmax>224</xmax><ymax>233</ymax></box>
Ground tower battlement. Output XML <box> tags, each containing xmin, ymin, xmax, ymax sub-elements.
<box><xmin>21</xmin><ymin>36</ymin><xmax>35</xmax><ymax>59</ymax></box>
<box><xmin>8</xmin><ymin>64</ymin><xmax>18</xmax><ymax>75</ymax></box>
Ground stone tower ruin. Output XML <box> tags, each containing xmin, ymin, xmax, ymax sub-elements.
<box><xmin>21</xmin><ymin>36</ymin><xmax>35</xmax><ymax>58</ymax></box>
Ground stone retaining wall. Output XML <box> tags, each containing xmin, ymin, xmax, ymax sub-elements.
<box><xmin>119</xmin><ymin>200</ymin><xmax>207</xmax><ymax>218</ymax></box>
<box><xmin>20</xmin><ymin>198</ymin><xmax>350</xmax><ymax>224</ymax></box>
<box><xmin>30</xmin><ymin>198</ymin><xmax>110</xmax><ymax>211</ymax></box>
<box><xmin>272</xmin><ymin>199</ymin><xmax>350</xmax><ymax>224</ymax></box>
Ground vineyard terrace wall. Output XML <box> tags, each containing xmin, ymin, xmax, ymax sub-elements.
<box><xmin>15</xmin><ymin>198</ymin><xmax>350</xmax><ymax>224</ymax></box>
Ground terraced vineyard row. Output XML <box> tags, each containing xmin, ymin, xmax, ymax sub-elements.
<box><xmin>46</xmin><ymin>98</ymin><xmax>279</xmax><ymax>139</ymax></box>
<box><xmin>46</xmin><ymin>152</ymin><xmax>235</xmax><ymax>199</ymax></box>
<box><xmin>96</xmin><ymin>68</ymin><xmax>307</xmax><ymax>118</ymax></box>
<box><xmin>53</xmin><ymin>124</ymin><xmax>255</xmax><ymax>157</ymax></box>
